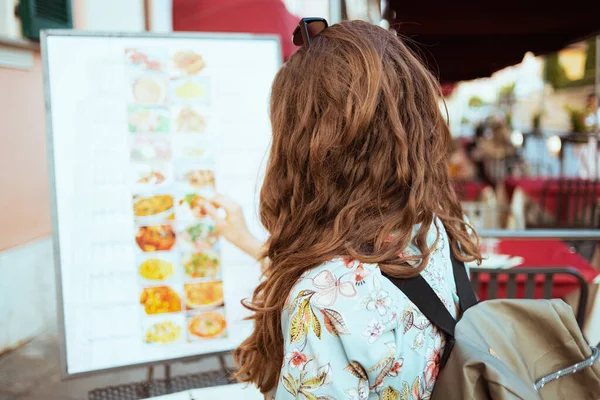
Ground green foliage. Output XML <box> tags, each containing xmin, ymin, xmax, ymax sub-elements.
<box><xmin>544</xmin><ymin>42</ymin><xmax>596</xmax><ymax>89</ymax></box>
<box><xmin>505</xmin><ymin>113</ymin><xmax>513</xmax><ymax>129</ymax></box>
<box><xmin>532</xmin><ymin>112</ymin><xmax>542</xmax><ymax>130</ymax></box>
<box><xmin>584</xmin><ymin>39</ymin><xmax>596</xmax><ymax>73</ymax></box>
<box><xmin>544</xmin><ymin>53</ymin><xmax>569</xmax><ymax>88</ymax></box>
<box><xmin>468</xmin><ymin>96</ymin><xmax>485</xmax><ymax>108</ymax></box>
<box><xmin>498</xmin><ymin>82</ymin><xmax>516</xmax><ymax>106</ymax></box>
<box><xmin>499</xmin><ymin>82</ymin><xmax>516</xmax><ymax>97</ymax></box>
<box><xmin>564</xmin><ymin>105</ymin><xmax>587</xmax><ymax>133</ymax></box>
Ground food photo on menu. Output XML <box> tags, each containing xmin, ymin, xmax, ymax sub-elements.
<box><xmin>125</xmin><ymin>48</ymin><xmax>167</xmax><ymax>73</ymax></box>
<box><xmin>135</xmin><ymin>225</ymin><xmax>177</xmax><ymax>252</ymax></box>
<box><xmin>184</xmin><ymin>281</ymin><xmax>224</xmax><ymax>311</ymax></box>
<box><xmin>172</xmin><ymin>105</ymin><xmax>209</xmax><ymax>133</ymax></box>
<box><xmin>143</xmin><ymin>316</ymin><xmax>185</xmax><ymax>345</ymax></box>
<box><xmin>172</xmin><ymin>135</ymin><xmax>215</xmax><ymax>161</ymax></box>
<box><xmin>133</xmin><ymin>194</ymin><xmax>175</xmax><ymax>224</ymax></box>
<box><xmin>177</xmin><ymin>193</ymin><xmax>214</xmax><ymax>220</ymax></box>
<box><xmin>170</xmin><ymin>50</ymin><xmax>206</xmax><ymax>77</ymax></box>
<box><xmin>138</xmin><ymin>253</ymin><xmax>179</xmax><ymax>283</ymax></box>
<box><xmin>128</xmin><ymin>106</ymin><xmax>170</xmax><ymax>133</ymax></box>
<box><xmin>182</xmin><ymin>250</ymin><xmax>221</xmax><ymax>280</ymax></box>
<box><xmin>175</xmin><ymin>165</ymin><xmax>215</xmax><ymax>191</ymax></box>
<box><xmin>131</xmin><ymin>162</ymin><xmax>173</xmax><ymax>190</ymax></box>
<box><xmin>187</xmin><ymin>308</ymin><xmax>228</xmax><ymax>341</ymax></box>
<box><xmin>140</xmin><ymin>285</ymin><xmax>183</xmax><ymax>315</ymax></box>
<box><xmin>130</xmin><ymin>75</ymin><xmax>168</xmax><ymax>105</ymax></box>
<box><xmin>130</xmin><ymin>136</ymin><xmax>172</xmax><ymax>162</ymax></box>
<box><xmin>177</xmin><ymin>219</ymin><xmax>219</xmax><ymax>252</ymax></box>
<box><xmin>170</xmin><ymin>77</ymin><xmax>211</xmax><ymax>104</ymax></box>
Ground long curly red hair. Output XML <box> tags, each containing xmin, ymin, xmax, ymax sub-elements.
<box><xmin>234</xmin><ymin>20</ymin><xmax>481</xmax><ymax>393</ymax></box>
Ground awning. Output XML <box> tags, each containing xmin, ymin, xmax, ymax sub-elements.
<box><xmin>388</xmin><ymin>1</ymin><xmax>600</xmax><ymax>82</ymax></box>
<box><xmin>172</xmin><ymin>0</ymin><xmax>299</xmax><ymax>60</ymax></box>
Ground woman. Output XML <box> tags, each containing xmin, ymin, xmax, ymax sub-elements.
<box><xmin>206</xmin><ymin>19</ymin><xmax>481</xmax><ymax>399</ymax></box>
<box><xmin>449</xmin><ymin>139</ymin><xmax>476</xmax><ymax>181</ymax></box>
<box><xmin>471</xmin><ymin>119</ymin><xmax>516</xmax><ymax>184</ymax></box>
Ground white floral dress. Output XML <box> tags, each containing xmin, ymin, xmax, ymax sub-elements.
<box><xmin>272</xmin><ymin>219</ymin><xmax>460</xmax><ymax>400</ymax></box>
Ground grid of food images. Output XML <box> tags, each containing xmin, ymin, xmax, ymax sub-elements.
<box><xmin>125</xmin><ymin>48</ymin><xmax>227</xmax><ymax>346</ymax></box>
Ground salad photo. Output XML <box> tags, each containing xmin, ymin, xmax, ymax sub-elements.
<box><xmin>179</xmin><ymin>220</ymin><xmax>219</xmax><ymax>251</ymax></box>
<box><xmin>182</xmin><ymin>251</ymin><xmax>221</xmax><ymax>280</ymax></box>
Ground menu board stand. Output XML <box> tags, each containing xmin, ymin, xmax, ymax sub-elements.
<box><xmin>42</xmin><ymin>30</ymin><xmax>280</xmax><ymax>380</ymax></box>
<box><xmin>87</xmin><ymin>363</ymin><xmax>234</xmax><ymax>400</ymax></box>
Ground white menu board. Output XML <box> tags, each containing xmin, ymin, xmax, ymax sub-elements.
<box><xmin>41</xmin><ymin>31</ymin><xmax>280</xmax><ymax>377</ymax></box>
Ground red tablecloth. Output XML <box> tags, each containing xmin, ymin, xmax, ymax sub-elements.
<box><xmin>476</xmin><ymin>239</ymin><xmax>599</xmax><ymax>300</ymax></box>
<box><xmin>454</xmin><ymin>180</ymin><xmax>489</xmax><ymax>202</ymax></box>
<box><xmin>504</xmin><ymin>178</ymin><xmax>600</xmax><ymax>217</ymax></box>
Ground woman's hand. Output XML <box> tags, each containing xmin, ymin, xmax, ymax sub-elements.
<box><xmin>203</xmin><ymin>194</ymin><xmax>265</xmax><ymax>262</ymax></box>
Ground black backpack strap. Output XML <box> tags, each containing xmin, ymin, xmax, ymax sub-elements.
<box><xmin>384</xmin><ymin>273</ymin><xmax>456</xmax><ymax>338</ymax></box>
<box><xmin>383</xmin><ymin>248</ymin><xmax>479</xmax><ymax>338</ymax></box>
<box><xmin>449</xmin><ymin>251</ymin><xmax>478</xmax><ymax>313</ymax></box>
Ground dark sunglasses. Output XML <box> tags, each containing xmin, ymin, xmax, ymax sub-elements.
<box><xmin>292</xmin><ymin>17</ymin><xmax>328</xmax><ymax>48</ymax></box>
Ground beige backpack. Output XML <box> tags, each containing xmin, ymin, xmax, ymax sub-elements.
<box><xmin>385</xmin><ymin>254</ymin><xmax>600</xmax><ymax>399</ymax></box>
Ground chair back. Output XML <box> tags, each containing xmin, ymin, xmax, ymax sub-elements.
<box><xmin>470</xmin><ymin>267</ymin><xmax>589</xmax><ymax>328</ymax></box>
<box><xmin>538</xmin><ymin>178</ymin><xmax>600</xmax><ymax>229</ymax></box>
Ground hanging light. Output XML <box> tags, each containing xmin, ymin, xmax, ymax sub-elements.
<box><xmin>510</xmin><ymin>130</ymin><xmax>524</xmax><ymax>147</ymax></box>
<box><xmin>546</xmin><ymin>135</ymin><xmax>562</xmax><ymax>156</ymax></box>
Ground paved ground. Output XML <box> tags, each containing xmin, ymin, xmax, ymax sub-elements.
<box><xmin>0</xmin><ymin>327</ymin><xmax>232</xmax><ymax>400</ymax></box>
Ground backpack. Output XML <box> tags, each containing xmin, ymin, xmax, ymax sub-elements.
<box><xmin>384</xmin><ymin>254</ymin><xmax>600</xmax><ymax>400</ymax></box>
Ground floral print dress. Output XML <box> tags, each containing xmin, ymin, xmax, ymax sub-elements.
<box><xmin>272</xmin><ymin>219</ymin><xmax>460</xmax><ymax>400</ymax></box>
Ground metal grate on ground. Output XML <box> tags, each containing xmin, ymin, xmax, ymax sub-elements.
<box><xmin>88</xmin><ymin>370</ymin><xmax>233</xmax><ymax>400</ymax></box>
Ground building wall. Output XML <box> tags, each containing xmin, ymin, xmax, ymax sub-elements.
<box><xmin>0</xmin><ymin>53</ymin><xmax>50</xmax><ymax>252</ymax></box>
<box><xmin>0</xmin><ymin>0</ymin><xmax>147</xmax><ymax>353</ymax></box>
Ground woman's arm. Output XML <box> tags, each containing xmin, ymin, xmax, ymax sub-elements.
<box><xmin>203</xmin><ymin>194</ymin><xmax>269</xmax><ymax>271</ymax></box>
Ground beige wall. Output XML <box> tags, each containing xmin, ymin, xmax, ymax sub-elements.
<box><xmin>0</xmin><ymin>0</ymin><xmax>147</xmax><ymax>252</ymax></box>
<box><xmin>0</xmin><ymin>52</ymin><xmax>51</xmax><ymax>251</ymax></box>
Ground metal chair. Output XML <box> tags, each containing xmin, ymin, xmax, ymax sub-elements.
<box><xmin>470</xmin><ymin>267</ymin><xmax>589</xmax><ymax>328</ymax></box>
<box><xmin>531</xmin><ymin>178</ymin><xmax>600</xmax><ymax>261</ymax></box>
<box><xmin>538</xmin><ymin>179</ymin><xmax>599</xmax><ymax>229</ymax></box>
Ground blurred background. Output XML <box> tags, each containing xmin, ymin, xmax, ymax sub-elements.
<box><xmin>0</xmin><ymin>0</ymin><xmax>599</xmax><ymax>399</ymax></box>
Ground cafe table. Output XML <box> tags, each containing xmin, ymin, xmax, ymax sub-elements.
<box><xmin>476</xmin><ymin>239</ymin><xmax>598</xmax><ymax>299</ymax></box>
<box><xmin>504</xmin><ymin>177</ymin><xmax>600</xmax><ymax>219</ymax></box>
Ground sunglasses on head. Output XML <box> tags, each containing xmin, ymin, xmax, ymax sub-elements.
<box><xmin>292</xmin><ymin>17</ymin><xmax>328</xmax><ymax>48</ymax></box>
